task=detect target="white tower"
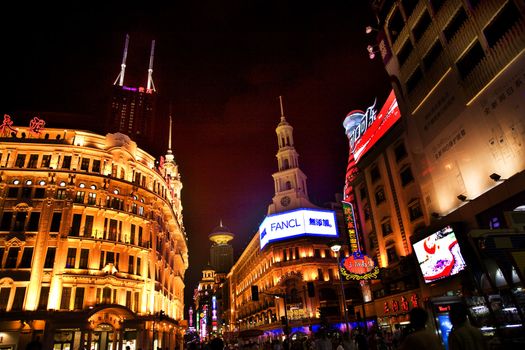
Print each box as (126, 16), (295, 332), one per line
(268, 96), (316, 215)
(163, 105), (183, 222)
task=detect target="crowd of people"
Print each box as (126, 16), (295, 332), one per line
(190, 306), (490, 350)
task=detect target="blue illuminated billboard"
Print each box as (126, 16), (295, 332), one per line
(259, 208), (338, 249)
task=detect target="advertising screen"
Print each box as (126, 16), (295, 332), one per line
(259, 208), (338, 249)
(343, 90), (401, 163)
(413, 225), (467, 284)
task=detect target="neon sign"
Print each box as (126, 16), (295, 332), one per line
(342, 201), (359, 253)
(339, 251), (379, 281)
(29, 117), (46, 136)
(343, 90), (401, 163)
(0, 114), (17, 136)
(259, 208), (338, 249)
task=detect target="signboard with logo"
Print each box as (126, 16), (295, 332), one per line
(259, 208), (338, 249)
(343, 90), (401, 163)
(342, 201), (359, 253)
(340, 251), (380, 280)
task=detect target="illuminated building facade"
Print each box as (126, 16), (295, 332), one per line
(228, 99), (359, 337)
(344, 0), (525, 344)
(194, 265), (216, 340)
(0, 121), (188, 350)
(192, 223), (235, 340)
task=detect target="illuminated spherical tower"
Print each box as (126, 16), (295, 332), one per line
(208, 220), (235, 273)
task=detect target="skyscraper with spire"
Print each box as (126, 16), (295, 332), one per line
(107, 34), (158, 153)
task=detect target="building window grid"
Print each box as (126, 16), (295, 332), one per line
(60, 287), (72, 310)
(66, 248), (77, 268)
(19, 247), (33, 268)
(12, 287), (26, 311)
(27, 154), (39, 168)
(74, 287), (84, 310)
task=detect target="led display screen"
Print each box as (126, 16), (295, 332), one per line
(259, 208), (338, 249)
(343, 89), (401, 163)
(412, 225), (467, 284)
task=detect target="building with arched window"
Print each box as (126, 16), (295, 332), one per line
(0, 122), (188, 350)
(227, 100), (356, 338)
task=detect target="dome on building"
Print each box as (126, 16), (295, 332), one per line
(208, 220), (235, 244)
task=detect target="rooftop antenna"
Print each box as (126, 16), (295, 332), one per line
(113, 34), (129, 86)
(167, 104), (173, 153)
(166, 103), (174, 161)
(279, 95), (286, 122)
(147, 40), (156, 91)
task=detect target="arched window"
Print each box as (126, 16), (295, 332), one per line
(285, 181), (292, 190)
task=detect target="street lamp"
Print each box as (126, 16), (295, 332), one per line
(330, 243), (351, 334)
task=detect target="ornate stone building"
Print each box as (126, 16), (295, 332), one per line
(0, 120), (188, 350)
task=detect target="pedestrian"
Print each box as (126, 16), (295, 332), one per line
(448, 303), (487, 350)
(354, 329), (367, 350)
(399, 307), (442, 350)
(314, 331), (332, 350)
(342, 333), (356, 350)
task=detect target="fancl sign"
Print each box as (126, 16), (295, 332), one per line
(259, 208), (338, 249)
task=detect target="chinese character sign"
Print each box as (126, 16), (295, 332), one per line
(0, 114), (17, 136)
(29, 117), (46, 136)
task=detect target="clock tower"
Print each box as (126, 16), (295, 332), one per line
(268, 96), (317, 215)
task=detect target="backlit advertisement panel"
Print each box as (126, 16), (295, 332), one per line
(259, 208), (338, 249)
(343, 90), (401, 163)
(412, 225), (467, 284)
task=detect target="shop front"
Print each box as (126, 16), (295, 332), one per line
(0, 306), (184, 350)
(373, 290), (422, 334)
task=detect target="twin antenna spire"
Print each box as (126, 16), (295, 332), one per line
(114, 34), (156, 92)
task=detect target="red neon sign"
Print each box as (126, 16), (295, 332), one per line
(344, 90), (401, 163)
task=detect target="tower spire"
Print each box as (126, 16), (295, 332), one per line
(114, 34), (130, 86)
(168, 103), (173, 151)
(279, 95), (286, 122)
(268, 97), (314, 214)
(147, 40), (156, 91)
(166, 103), (174, 162)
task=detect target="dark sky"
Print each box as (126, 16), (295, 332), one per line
(1, 1), (391, 311)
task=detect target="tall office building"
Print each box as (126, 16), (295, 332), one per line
(107, 35), (158, 154)
(341, 0), (525, 344)
(209, 221), (235, 274)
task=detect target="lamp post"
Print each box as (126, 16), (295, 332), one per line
(274, 294), (289, 337)
(257, 289), (289, 337)
(330, 243), (351, 334)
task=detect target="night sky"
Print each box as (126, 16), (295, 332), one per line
(1, 1), (391, 311)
